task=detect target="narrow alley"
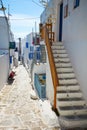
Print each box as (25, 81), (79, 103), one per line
(0, 64), (60, 130)
(0, 0), (87, 129)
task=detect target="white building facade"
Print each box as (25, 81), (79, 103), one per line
(0, 16), (14, 90)
(40, 0), (87, 101)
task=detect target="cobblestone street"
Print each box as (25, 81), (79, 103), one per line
(0, 65), (61, 130)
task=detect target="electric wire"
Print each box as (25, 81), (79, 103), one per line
(32, 0), (44, 8)
(10, 17), (40, 20)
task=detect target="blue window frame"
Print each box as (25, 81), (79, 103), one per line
(74, 0), (80, 8)
(26, 42), (28, 48)
(36, 52), (40, 60)
(29, 52), (34, 60)
(36, 46), (40, 51)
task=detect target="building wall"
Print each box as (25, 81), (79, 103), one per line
(62, 0), (87, 101)
(21, 38), (26, 55)
(40, 0), (62, 41)
(46, 53), (54, 105)
(40, 0), (87, 101)
(0, 54), (9, 90)
(0, 17), (12, 90)
(26, 33), (33, 46)
(45, 0), (87, 101)
(40, 0), (61, 104)
(22, 33), (35, 67)
(0, 17), (9, 49)
(32, 63), (46, 88)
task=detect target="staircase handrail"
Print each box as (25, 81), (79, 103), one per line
(44, 25), (59, 109)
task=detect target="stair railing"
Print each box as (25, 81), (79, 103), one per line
(40, 23), (59, 109)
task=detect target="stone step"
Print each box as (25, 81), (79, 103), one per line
(55, 62), (72, 68)
(57, 92), (82, 99)
(52, 45), (64, 50)
(53, 53), (68, 58)
(52, 42), (63, 46)
(58, 73), (76, 79)
(57, 85), (80, 92)
(59, 79), (78, 85)
(52, 42), (87, 128)
(54, 58), (70, 63)
(52, 49), (66, 54)
(58, 106), (87, 116)
(59, 116), (87, 128)
(57, 100), (86, 107)
(57, 67), (73, 73)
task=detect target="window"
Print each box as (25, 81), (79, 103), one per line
(30, 46), (34, 51)
(64, 4), (68, 18)
(74, 0), (80, 8)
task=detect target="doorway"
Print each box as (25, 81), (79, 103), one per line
(59, 2), (63, 42)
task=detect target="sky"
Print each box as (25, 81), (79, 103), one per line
(0, 0), (44, 41)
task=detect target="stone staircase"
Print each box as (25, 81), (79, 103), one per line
(51, 42), (87, 129)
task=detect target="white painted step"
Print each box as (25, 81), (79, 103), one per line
(52, 45), (64, 50)
(58, 73), (75, 79)
(58, 107), (87, 116)
(59, 79), (78, 85)
(54, 58), (70, 62)
(52, 49), (66, 54)
(55, 63), (72, 68)
(53, 53), (68, 58)
(52, 42), (63, 46)
(57, 68), (73, 73)
(57, 100), (86, 107)
(57, 92), (82, 99)
(57, 85), (80, 91)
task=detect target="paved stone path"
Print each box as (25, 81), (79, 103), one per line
(0, 65), (61, 130)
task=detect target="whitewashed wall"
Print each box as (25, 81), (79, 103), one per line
(40, 0), (62, 41)
(22, 33), (35, 67)
(0, 54), (9, 90)
(40, 0), (57, 24)
(21, 38), (26, 55)
(32, 63), (46, 87)
(46, 53), (54, 105)
(0, 17), (9, 49)
(23, 48), (29, 67)
(62, 0), (87, 101)
(40, 0), (87, 101)
(26, 33), (34, 46)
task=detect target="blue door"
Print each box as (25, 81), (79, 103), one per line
(59, 3), (63, 41)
